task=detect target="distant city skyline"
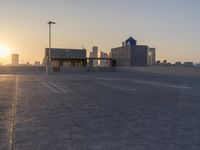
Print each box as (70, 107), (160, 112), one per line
(0, 0), (200, 64)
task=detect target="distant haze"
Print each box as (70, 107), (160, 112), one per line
(0, 0), (200, 64)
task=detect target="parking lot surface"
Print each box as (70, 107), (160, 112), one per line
(1, 72), (200, 150)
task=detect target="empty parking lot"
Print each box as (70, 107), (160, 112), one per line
(1, 71), (200, 150)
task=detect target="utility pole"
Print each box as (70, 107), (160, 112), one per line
(46, 21), (56, 76)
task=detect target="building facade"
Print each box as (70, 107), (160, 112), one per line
(148, 48), (156, 65)
(12, 54), (19, 66)
(90, 46), (98, 67)
(34, 61), (40, 66)
(45, 48), (87, 71)
(111, 37), (156, 66)
(100, 52), (109, 67)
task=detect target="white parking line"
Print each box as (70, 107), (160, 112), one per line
(41, 81), (75, 94)
(11, 75), (18, 149)
(48, 82), (67, 93)
(133, 80), (192, 90)
(95, 77), (192, 90)
(42, 82), (59, 93)
(95, 82), (137, 92)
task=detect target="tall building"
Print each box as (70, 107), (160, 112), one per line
(149, 48), (156, 65)
(90, 46), (98, 67)
(100, 52), (109, 67)
(92, 46), (98, 58)
(12, 54), (19, 66)
(111, 37), (156, 66)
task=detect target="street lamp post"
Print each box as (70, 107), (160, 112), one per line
(46, 21), (56, 76)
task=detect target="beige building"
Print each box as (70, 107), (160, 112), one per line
(100, 52), (109, 67)
(11, 54), (19, 66)
(90, 46), (98, 67)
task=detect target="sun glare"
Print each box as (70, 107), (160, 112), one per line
(0, 46), (10, 57)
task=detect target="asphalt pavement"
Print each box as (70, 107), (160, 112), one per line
(0, 72), (200, 150)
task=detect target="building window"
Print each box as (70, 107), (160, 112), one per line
(63, 61), (71, 67)
(51, 60), (59, 67)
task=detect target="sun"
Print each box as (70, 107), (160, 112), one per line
(0, 45), (10, 57)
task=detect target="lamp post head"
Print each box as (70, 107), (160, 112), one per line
(48, 21), (56, 24)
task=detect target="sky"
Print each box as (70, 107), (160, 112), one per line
(0, 0), (200, 64)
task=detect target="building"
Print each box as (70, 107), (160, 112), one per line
(111, 37), (156, 66)
(11, 54), (19, 66)
(90, 46), (98, 67)
(125, 37), (137, 46)
(100, 52), (109, 67)
(108, 52), (112, 58)
(183, 62), (194, 67)
(34, 61), (40, 66)
(42, 57), (46, 66)
(92, 46), (98, 58)
(149, 48), (156, 65)
(175, 61), (182, 66)
(45, 48), (87, 72)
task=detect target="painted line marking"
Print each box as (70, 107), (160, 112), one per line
(62, 86), (76, 94)
(95, 82), (137, 92)
(52, 82), (76, 94)
(132, 80), (192, 90)
(95, 77), (192, 90)
(48, 82), (67, 93)
(42, 81), (75, 94)
(11, 75), (18, 150)
(42, 82), (59, 93)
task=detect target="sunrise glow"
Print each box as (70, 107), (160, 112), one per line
(0, 45), (10, 58)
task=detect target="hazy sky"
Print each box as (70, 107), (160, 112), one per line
(0, 0), (200, 64)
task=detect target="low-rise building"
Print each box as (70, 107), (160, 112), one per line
(45, 48), (87, 72)
(175, 61), (182, 66)
(34, 61), (40, 66)
(183, 62), (194, 67)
